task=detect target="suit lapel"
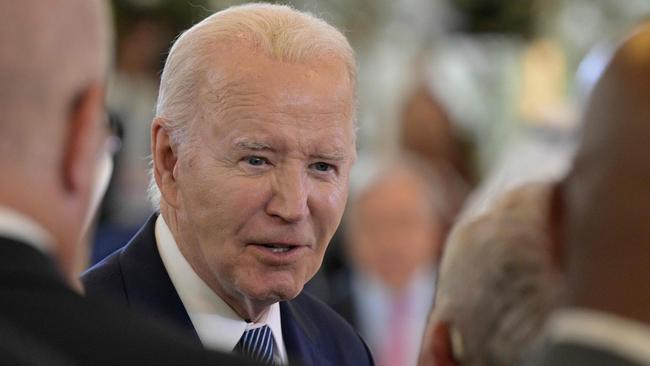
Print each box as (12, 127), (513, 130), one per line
(114, 215), (337, 363)
(117, 214), (200, 344)
(280, 300), (333, 366)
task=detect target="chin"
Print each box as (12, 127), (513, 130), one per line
(271, 284), (303, 301)
(247, 278), (304, 304)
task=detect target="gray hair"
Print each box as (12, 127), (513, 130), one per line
(148, 3), (357, 207)
(432, 181), (563, 366)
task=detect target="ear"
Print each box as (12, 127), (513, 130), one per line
(151, 118), (179, 207)
(432, 322), (461, 366)
(62, 84), (105, 197)
(547, 181), (565, 270)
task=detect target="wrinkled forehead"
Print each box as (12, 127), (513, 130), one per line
(197, 42), (355, 124)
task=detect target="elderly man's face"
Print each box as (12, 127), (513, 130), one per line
(171, 46), (355, 316)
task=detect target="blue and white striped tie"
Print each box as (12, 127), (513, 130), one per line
(234, 325), (277, 365)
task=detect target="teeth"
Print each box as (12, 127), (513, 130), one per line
(259, 243), (294, 253)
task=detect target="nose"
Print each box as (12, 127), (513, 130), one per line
(265, 165), (310, 223)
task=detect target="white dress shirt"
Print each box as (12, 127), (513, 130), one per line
(0, 206), (54, 254)
(155, 215), (288, 364)
(546, 308), (650, 365)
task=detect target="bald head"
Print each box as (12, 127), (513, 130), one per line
(0, 0), (111, 282)
(562, 22), (650, 322)
(0, 0), (110, 165)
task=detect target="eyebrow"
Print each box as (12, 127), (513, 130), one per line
(233, 140), (274, 152)
(312, 152), (348, 161)
(232, 138), (349, 161)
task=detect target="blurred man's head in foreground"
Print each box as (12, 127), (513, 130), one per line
(419, 182), (564, 366)
(0, 0), (111, 283)
(558, 21), (650, 323)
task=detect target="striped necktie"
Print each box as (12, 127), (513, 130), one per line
(234, 325), (277, 365)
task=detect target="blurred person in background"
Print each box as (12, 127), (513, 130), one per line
(83, 3), (373, 365)
(92, 3), (173, 263)
(104, 7), (170, 223)
(399, 80), (476, 198)
(418, 181), (563, 366)
(526, 21), (650, 366)
(398, 79), (474, 237)
(314, 79), (471, 310)
(0, 1), (253, 365)
(331, 154), (449, 366)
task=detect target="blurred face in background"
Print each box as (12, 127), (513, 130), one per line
(348, 169), (442, 290)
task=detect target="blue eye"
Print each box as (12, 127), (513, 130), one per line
(246, 156), (266, 166)
(312, 162), (332, 172)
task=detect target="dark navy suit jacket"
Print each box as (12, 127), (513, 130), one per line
(82, 214), (374, 366)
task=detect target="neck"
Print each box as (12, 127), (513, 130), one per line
(567, 241), (650, 325)
(563, 170), (650, 325)
(0, 167), (82, 289)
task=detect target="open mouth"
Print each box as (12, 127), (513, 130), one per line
(249, 242), (308, 264)
(260, 244), (295, 253)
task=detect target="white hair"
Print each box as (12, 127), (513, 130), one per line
(432, 181), (563, 366)
(148, 3), (356, 207)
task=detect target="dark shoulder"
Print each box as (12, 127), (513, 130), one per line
(1, 266), (252, 365)
(82, 213), (159, 302)
(289, 292), (374, 365)
(78, 295), (253, 366)
(527, 341), (645, 366)
(81, 248), (127, 304)
(0, 316), (73, 366)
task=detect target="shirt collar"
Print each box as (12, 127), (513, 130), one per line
(155, 215), (286, 362)
(546, 308), (650, 365)
(0, 206), (54, 254)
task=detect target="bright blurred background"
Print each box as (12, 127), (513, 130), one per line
(94, 1), (650, 365)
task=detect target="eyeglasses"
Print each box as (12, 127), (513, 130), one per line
(103, 111), (123, 157)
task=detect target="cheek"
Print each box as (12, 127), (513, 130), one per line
(308, 189), (346, 259)
(181, 178), (229, 227)
(183, 167), (263, 213)
(318, 184), (349, 226)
